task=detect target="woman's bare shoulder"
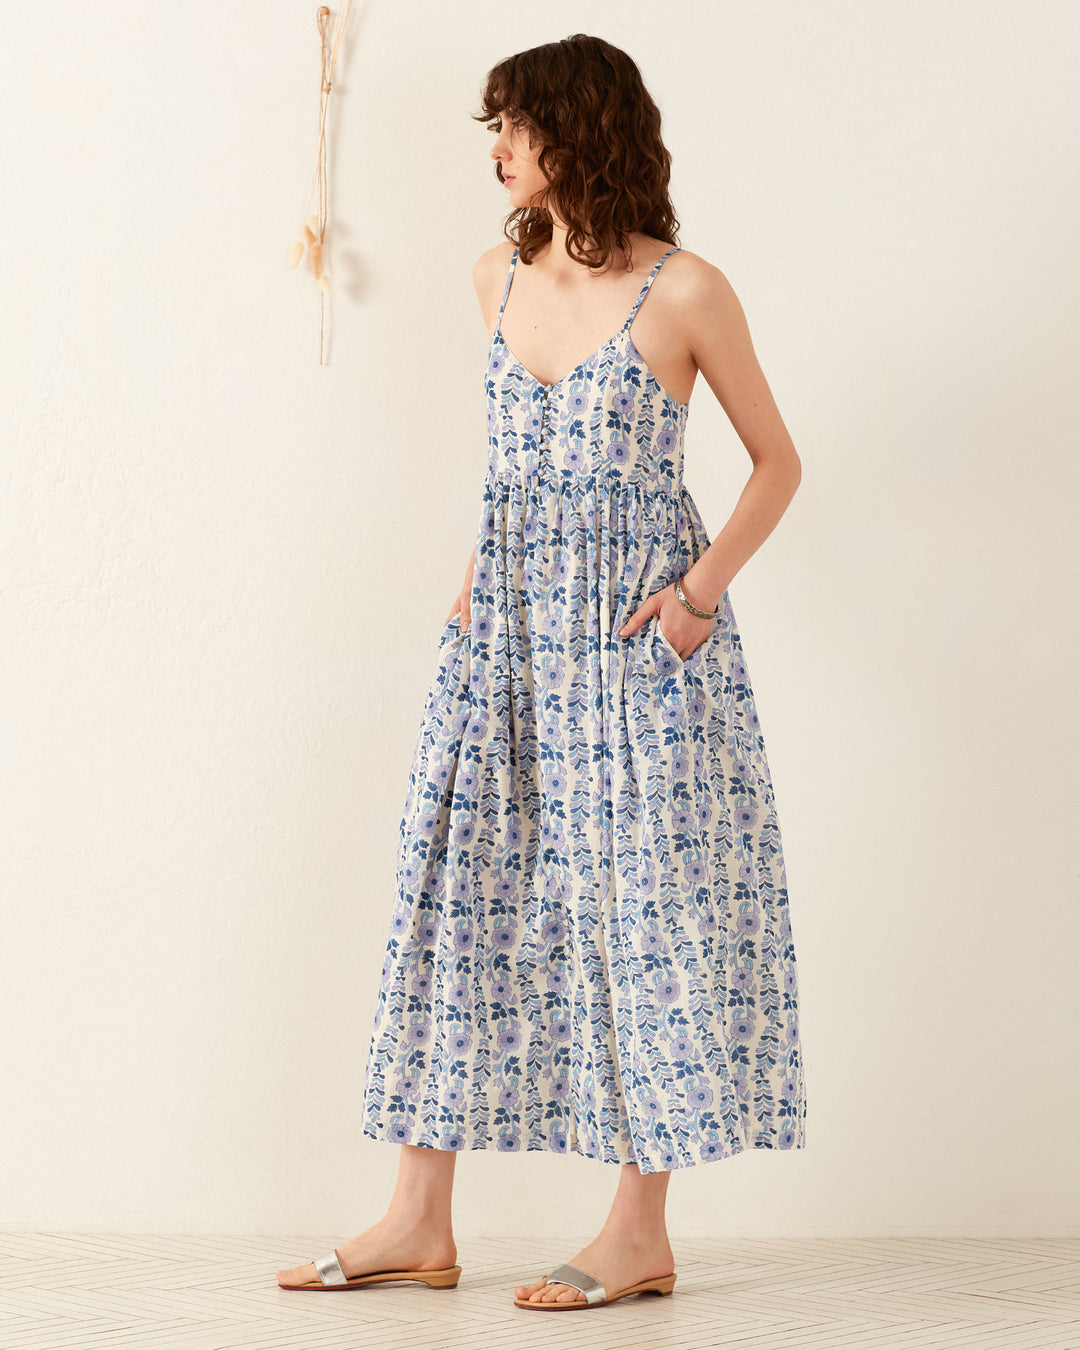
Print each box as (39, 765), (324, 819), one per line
(661, 246), (739, 306)
(472, 241), (517, 330)
(472, 240), (516, 291)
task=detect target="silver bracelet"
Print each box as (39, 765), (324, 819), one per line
(675, 575), (720, 619)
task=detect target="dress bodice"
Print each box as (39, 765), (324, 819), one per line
(484, 246), (689, 498)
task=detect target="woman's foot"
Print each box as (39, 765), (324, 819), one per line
(277, 1217), (457, 1289)
(514, 1227), (675, 1305)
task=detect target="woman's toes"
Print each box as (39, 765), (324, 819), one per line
(276, 1262), (314, 1287)
(516, 1275), (585, 1304)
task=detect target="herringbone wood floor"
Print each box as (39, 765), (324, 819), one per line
(1, 1232), (1078, 1349)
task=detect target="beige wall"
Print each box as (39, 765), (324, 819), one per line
(2, 0), (1077, 1236)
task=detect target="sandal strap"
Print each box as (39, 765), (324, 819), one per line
(313, 1249), (348, 1286)
(547, 1262), (607, 1305)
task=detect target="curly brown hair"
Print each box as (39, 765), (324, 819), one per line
(472, 34), (681, 274)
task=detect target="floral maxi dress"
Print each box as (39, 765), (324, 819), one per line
(360, 244), (808, 1174)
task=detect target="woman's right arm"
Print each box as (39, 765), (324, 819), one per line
(445, 544), (475, 631)
(446, 248), (508, 633)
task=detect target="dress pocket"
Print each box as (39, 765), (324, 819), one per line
(651, 613), (685, 672)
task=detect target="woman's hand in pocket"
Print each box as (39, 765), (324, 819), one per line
(618, 583), (714, 661)
(445, 546), (476, 632)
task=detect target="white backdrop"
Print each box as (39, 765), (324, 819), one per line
(2, 0), (1077, 1238)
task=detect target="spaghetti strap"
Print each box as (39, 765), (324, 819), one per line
(494, 247), (519, 338)
(621, 246), (681, 331)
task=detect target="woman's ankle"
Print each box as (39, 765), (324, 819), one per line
(374, 1210), (455, 1248)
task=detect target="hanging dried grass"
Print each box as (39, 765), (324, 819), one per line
(287, 2), (353, 365)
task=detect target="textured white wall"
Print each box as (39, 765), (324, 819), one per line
(2, 0), (1077, 1238)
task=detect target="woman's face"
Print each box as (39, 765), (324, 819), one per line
(489, 109), (548, 208)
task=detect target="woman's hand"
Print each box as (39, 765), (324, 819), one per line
(445, 546), (476, 632)
(617, 581), (715, 661)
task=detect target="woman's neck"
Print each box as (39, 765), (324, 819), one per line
(542, 220), (636, 275)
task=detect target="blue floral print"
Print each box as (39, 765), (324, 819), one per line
(360, 245), (807, 1173)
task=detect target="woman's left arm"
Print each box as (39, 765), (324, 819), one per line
(618, 257), (802, 655)
(679, 258), (802, 614)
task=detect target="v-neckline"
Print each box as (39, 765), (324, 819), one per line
(493, 329), (690, 412)
(493, 245), (685, 403)
(497, 328), (624, 396)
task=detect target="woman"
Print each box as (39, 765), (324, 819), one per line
(278, 33), (807, 1312)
